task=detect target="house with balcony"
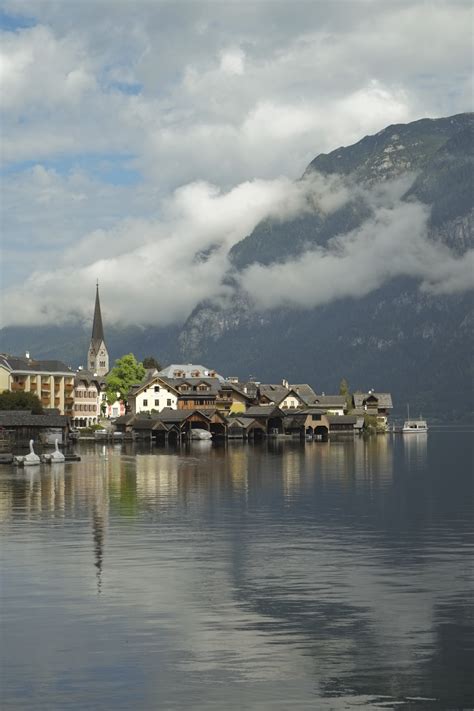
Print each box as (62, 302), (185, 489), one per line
(0, 353), (75, 417)
(162, 377), (221, 410)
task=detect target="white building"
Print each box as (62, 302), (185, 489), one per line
(128, 375), (179, 414)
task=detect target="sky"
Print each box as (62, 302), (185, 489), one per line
(1, 0), (473, 327)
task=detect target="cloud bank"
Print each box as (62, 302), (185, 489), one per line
(2, 173), (473, 329)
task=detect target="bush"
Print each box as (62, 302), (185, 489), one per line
(0, 390), (43, 414)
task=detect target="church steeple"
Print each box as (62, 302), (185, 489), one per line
(88, 282), (109, 376)
(91, 281), (105, 346)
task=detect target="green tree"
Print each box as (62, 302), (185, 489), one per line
(142, 356), (162, 371)
(0, 390), (43, 414)
(339, 378), (352, 412)
(105, 354), (145, 405)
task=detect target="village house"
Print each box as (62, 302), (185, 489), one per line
(127, 372), (179, 414)
(164, 377), (221, 410)
(0, 353), (75, 417)
(352, 391), (393, 429)
(257, 382), (307, 410)
(215, 381), (254, 413)
(72, 370), (104, 427)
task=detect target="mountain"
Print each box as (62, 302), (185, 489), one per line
(2, 113), (473, 420)
(178, 113), (474, 420)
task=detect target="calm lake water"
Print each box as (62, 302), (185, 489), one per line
(1, 432), (473, 710)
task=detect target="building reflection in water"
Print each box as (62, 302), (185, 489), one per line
(403, 432), (428, 470)
(92, 504), (105, 594)
(0, 437), (397, 523)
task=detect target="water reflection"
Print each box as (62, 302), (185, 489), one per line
(0, 434), (472, 710)
(403, 432), (428, 469)
(92, 505), (105, 593)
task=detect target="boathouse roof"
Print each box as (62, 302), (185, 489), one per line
(0, 411), (69, 427)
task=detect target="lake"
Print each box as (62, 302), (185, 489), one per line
(0, 432), (473, 710)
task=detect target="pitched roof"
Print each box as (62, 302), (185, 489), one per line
(128, 374), (180, 397)
(114, 414), (136, 426)
(220, 382), (254, 401)
(353, 392), (393, 409)
(74, 370), (105, 387)
(241, 405), (284, 418)
(0, 411), (69, 427)
(312, 395), (346, 408)
(258, 384), (290, 404)
(289, 384), (318, 404)
(0, 354), (73, 375)
(158, 364), (224, 380)
(226, 417), (263, 429)
(161, 377), (221, 396)
(327, 415), (357, 425)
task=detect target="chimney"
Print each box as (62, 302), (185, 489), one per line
(25, 351), (30, 360)
(282, 378), (289, 389)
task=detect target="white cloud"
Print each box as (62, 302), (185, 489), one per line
(0, 0), (472, 324)
(239, 180), (474, 311)
(0, 177), (298, 327)
(2, 172), (473, 330)
(219, 48), (245, 76)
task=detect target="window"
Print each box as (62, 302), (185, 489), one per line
(167, 399), (172, 406)
(155, 399), (159, 406)
(154, 385), (160, 392)
(143, 399), (148, 406)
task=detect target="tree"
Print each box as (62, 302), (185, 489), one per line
(0, 390), (43, 414)
(105, 354), (145, 405)
(339, 378), (352, 412)
(142, 356), (162, 371)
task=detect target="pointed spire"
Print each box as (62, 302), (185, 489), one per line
(91, 281), (105, 344)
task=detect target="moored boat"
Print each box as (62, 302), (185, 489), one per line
(402, 419), (428, 433)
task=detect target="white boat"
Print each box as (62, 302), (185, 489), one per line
(190, 428), (212, 440)
(402, 419), (428, 433)
(401, 405), (428, 433)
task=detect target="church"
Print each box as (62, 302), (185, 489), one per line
(87, 283), (109, 377)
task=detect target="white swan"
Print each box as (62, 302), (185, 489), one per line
(23, 439), (40, 466)
(50, 438), (65, 463)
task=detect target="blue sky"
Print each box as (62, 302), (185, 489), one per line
(1, 0), (472, 326)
